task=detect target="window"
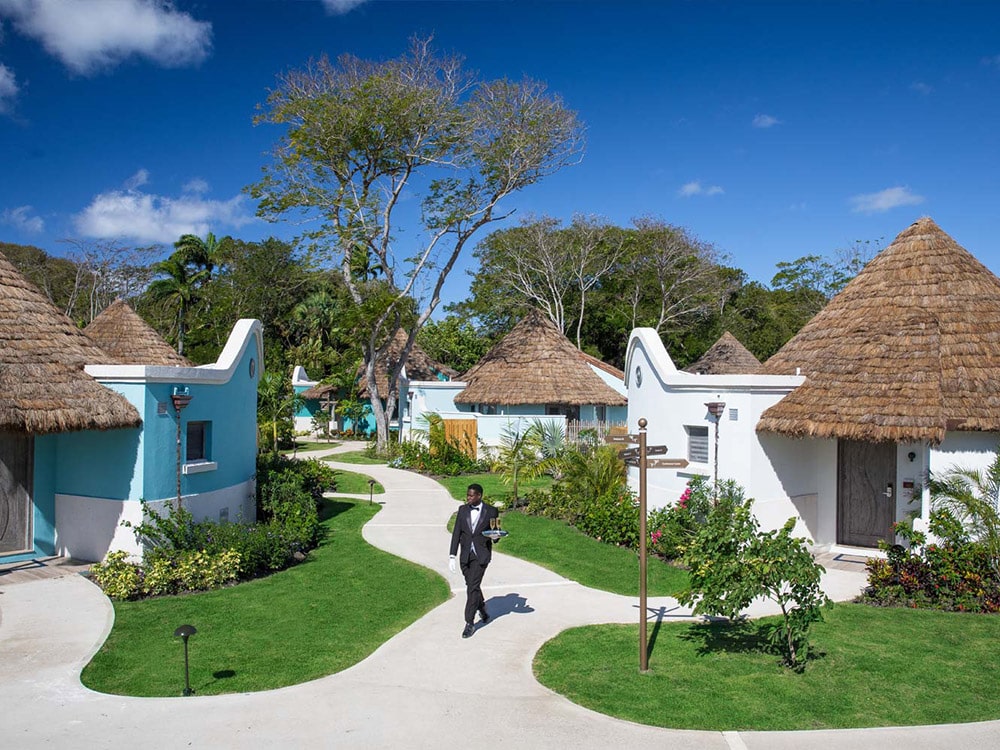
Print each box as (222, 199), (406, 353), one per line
(686, 425), (709, 463)
(186, 421), (209, 461)
(595, 405), (607, 422)
(545, 404), (580, 421)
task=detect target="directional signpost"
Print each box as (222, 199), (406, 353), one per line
(605, 418), (688, 673)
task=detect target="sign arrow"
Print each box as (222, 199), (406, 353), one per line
(619, 447), (640, 460)
(605, 434), (639, 444)
(646, 458), (690, 469)
(646, 445), (668, 456)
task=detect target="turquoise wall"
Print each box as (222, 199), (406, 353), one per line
(131, 347), (259, 502)
(293, 386), (321, 419)
(51, 344), (260, 505)
(55, 384), (145, 500)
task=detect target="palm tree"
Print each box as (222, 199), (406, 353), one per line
(257, 370), (305, 454)
(174, 232), (226, 280)
(290, 290), (342, 350)
(146, 255), (208, 355)
(929, 448), (1000, 572)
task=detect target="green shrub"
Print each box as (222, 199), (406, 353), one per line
(386, 437), (484, 476)
(679, 480), (831, 670)
(574, 485), (639, 548)
(96, 456), (330, 600)
(861, 510), (1000, 613)
(141, 555), (179, 597)
(648, 476), (713, 560)
(90, 551), (141, 600)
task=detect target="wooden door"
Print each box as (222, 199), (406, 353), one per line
(443, 419), (478, 459)
(837, 440), (895, 547)
(0, 432), (34, 555)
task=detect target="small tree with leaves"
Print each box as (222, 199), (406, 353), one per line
(679, 480), (831, 670)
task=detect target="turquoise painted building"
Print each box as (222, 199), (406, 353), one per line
(293, 329), (456, 439)
(0, 253), (263, 564)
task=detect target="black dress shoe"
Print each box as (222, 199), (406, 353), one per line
(479, 609), (491, 624)
(462, 623), (476, 638)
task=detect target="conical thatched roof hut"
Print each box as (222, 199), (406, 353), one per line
(684, 331), (762, 374)
(0, 252), (142, 433)
(84, 299), (192, 366)
(360, 328), (456, 396)
(757, 217), (1000, 444)
(455, 309), (626, 407)
(301, 329), (456, 400)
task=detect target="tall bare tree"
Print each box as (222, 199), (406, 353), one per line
(250, 36), (583, 450)
(470, 214), (625, 348)
(624, 217), (724, 335)
(58, 239), (159, 322)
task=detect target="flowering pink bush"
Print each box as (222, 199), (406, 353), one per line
(645, 477), (712, 560)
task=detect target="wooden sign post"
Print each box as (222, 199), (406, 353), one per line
(607, 418), (688, 673)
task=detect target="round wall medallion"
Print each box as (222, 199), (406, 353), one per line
(635, 365), (642, 387)
(249, 358), (256, 378)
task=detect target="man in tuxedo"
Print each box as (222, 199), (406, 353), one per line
(448, 483), (499, 638)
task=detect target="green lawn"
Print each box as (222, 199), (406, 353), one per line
(280, 440), (340, 454)
(497, 511), (687, 596)
(327, 450), (388, 465)
(81, 499), (448, 697)
(439, 473), (684, 596)
(534, 603), (1000, 730)
(437, 472), (553, 503)
(333, 469), (384, 495)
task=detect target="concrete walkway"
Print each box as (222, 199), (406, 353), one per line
(1, 443), (996, 749)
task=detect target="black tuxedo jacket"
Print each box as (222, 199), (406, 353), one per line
(450, 501), (499, 565)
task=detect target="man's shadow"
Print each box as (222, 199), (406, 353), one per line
(483, 592), (534, 622)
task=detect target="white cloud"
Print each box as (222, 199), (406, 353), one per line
(752, 113), (780, 128)
(981, 54), (1000, 68)
(849, 186), (925, 214)
(321, 0), (368, 15)
(124, 168), (149, 191)
(678, 181), (724, 198)
(0, 0), (212, 75)
(74, 180), (254, 244)
(1, 204), (44, 232)
(910, 81), (933, 95)
(0, 62), (18, 113)
(182, 177), (210, 195)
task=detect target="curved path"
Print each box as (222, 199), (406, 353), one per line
(0, 443), (994, 749)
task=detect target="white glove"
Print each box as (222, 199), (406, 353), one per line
(448, 556), (457, 574)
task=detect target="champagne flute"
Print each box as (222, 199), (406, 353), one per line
(490, 517), (497, 531)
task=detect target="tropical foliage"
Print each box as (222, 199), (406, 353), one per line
(678, 480), (831, 669)
(862, 449), (1000, 613)
(91, 456), (336, 600)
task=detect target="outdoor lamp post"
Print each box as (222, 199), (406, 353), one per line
(173, 624), (197, 696)
(705, 402), (726, 501)
(368, 478), (376, 505)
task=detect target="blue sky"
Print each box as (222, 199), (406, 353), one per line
(2, 0), (999, 310)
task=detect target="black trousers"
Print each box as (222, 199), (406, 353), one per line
(460, 555), (488, 624)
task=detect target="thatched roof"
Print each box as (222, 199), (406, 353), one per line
(684, 331), (763, 374)
(357, 329), (457, 396)
(300, 329), (456, 400)
(758, 217), (1000, 444)
(84, 300), (192, 366)
(455, 309), (627, 406)
(299, 382), (336, 400)
(0, 252), (142, 433)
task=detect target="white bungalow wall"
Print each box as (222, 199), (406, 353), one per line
(625, 327), (1000, 548)
(624, 329), (830, 540)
